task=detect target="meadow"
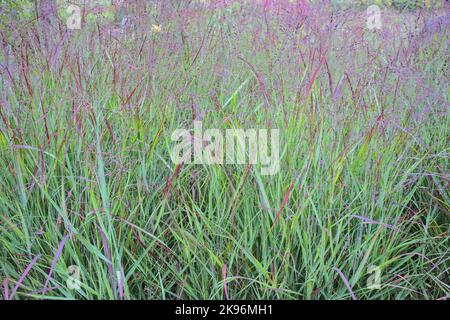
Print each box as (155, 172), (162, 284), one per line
(0, 0), (448, 300)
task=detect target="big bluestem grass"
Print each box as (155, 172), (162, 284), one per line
(0, 0), (448, 299)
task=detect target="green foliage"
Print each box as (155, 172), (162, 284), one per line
(0, 2), (448, 300)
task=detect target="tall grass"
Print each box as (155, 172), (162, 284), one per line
(0, 0), (448, 300)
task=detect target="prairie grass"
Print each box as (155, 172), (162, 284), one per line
(0, 0), (448, 300)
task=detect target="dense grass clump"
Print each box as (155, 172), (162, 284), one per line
(0, 0), (448, 299)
